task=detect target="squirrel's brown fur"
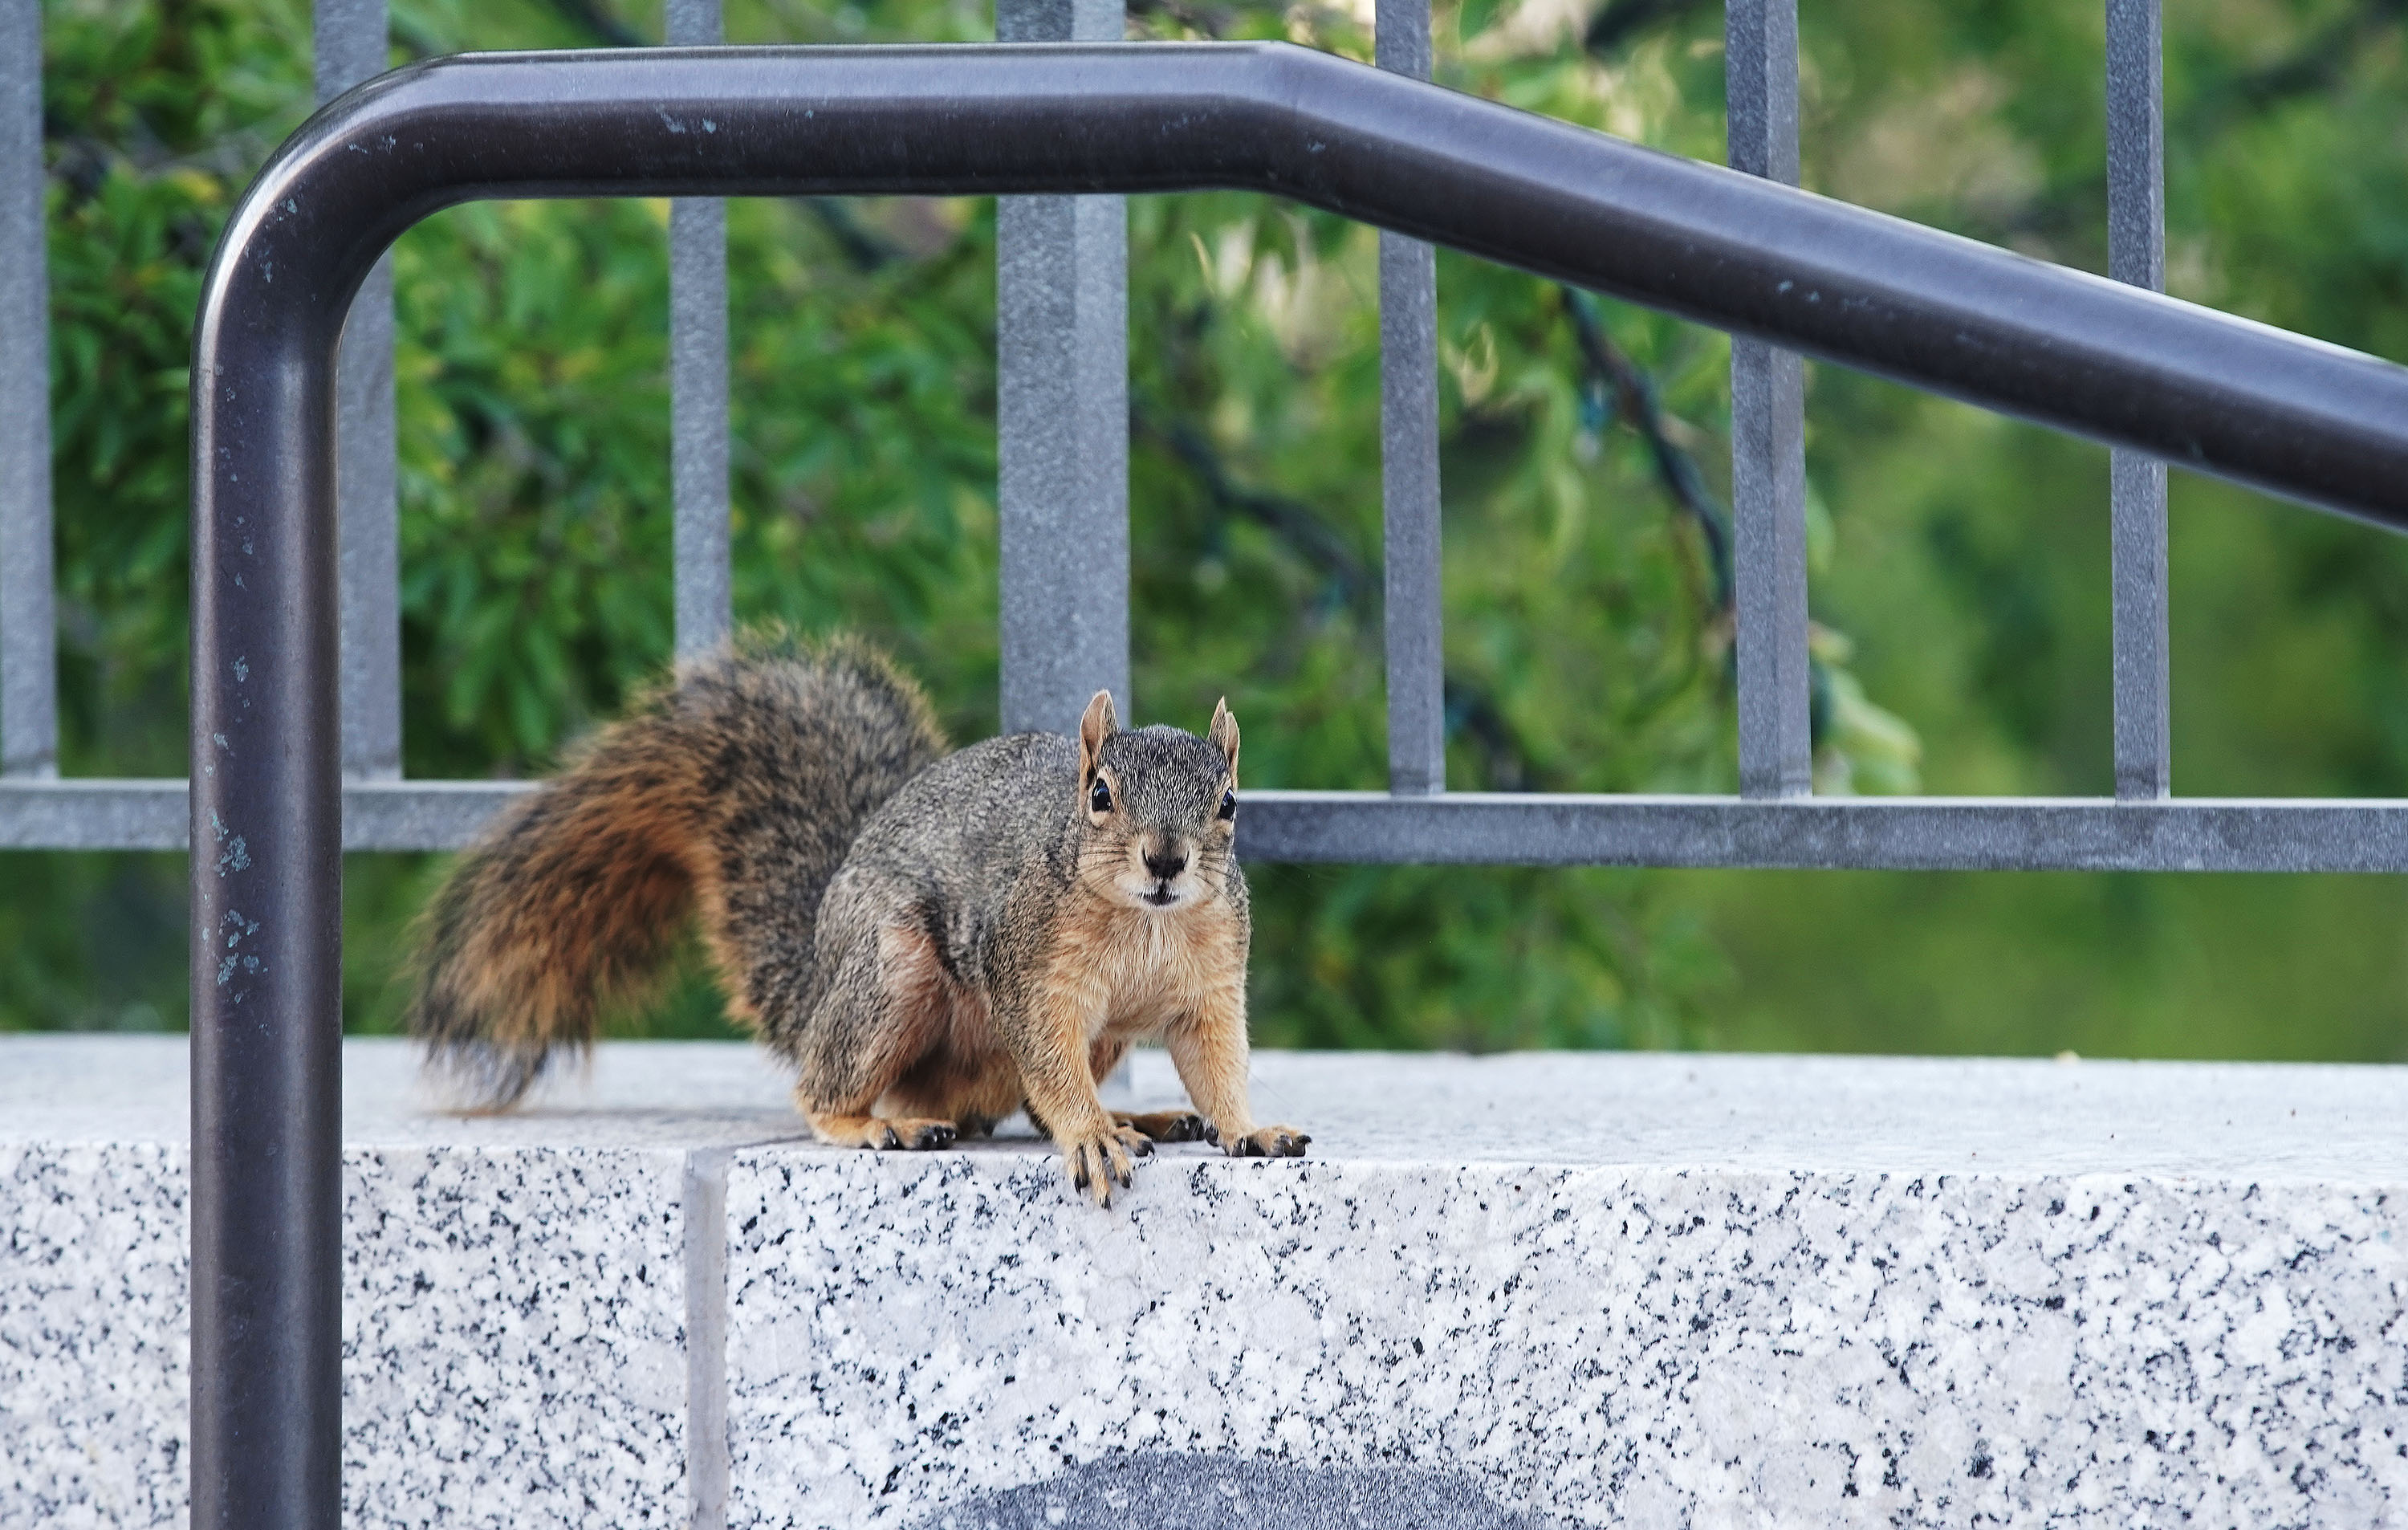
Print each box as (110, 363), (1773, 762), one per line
(409, 629), (1306, 1203)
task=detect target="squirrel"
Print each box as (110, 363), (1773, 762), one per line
(407, 628), (1308, 1204)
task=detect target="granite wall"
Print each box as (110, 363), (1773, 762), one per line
(5, 1039), (2404, 1528)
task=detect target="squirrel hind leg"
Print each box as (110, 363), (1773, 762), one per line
(802, 1107), (958, 1151)
(1113, 1109), (1210, 1144)
(844, 1062), (1020, 1150)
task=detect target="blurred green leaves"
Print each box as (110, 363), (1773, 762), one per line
(8, 0), (2408, 1062)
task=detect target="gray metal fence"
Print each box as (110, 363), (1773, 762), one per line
(6, 0), (2408, 872)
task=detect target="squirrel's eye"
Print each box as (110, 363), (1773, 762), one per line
(1089, 778), (1112, 814)
(1218, 789), (1237, 821)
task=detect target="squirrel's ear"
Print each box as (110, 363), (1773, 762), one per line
(1079, 690), (1119, 779)
(1207, 698), (1239, 779)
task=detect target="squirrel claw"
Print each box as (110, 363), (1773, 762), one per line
(1068, 1148), (1121, 1206)
(1062, 1123), (1153, 1206)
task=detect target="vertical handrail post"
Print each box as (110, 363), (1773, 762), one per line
(319, 0), (401, 779)
(1379, 0), (1444, 796)
(0, 0), (55, 780)
(2107, 0), (2169, 800)
(669, 0), (733, 660)
(1727, 0), (1812, 798)
(995, 0), (1130, 734)
(189, 157), (345, 1530)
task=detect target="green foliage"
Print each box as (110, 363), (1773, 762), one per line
(8, 0), (2408, 1064)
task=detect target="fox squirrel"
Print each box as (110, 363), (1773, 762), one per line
(408, 629), (1308, 1204)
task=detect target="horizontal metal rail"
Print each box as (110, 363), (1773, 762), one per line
(6, 778), (2408, 873)
(1241, 792), (2408, 873)
(173, 39), (2408, 1530)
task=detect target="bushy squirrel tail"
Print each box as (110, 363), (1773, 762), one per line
(407, 629), (946, 1110)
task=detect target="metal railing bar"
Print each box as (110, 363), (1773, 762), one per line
(195, 46), (2408, 525)
(2108, 0), (2170, 800)
(1377, 0), (1444, 796)
(0, 779), (189, 851)
(995, 6), (1132, 734)
(318, 0), (403, 782)
(1727, 0), (1812, 800)
(0, 0), (55, 781)
(1239, 791), (2408, 873)
(174, 49), (2408, 1522)
(0, 779), (523, 852)
(26, 775), (2408, 871)
(669, 0), (733, 661)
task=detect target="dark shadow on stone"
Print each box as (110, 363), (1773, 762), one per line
(910, 1453), (1577, 1530)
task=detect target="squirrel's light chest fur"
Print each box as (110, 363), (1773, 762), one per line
(409, 630), (1305, 1204)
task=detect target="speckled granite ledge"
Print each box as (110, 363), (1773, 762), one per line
(5, 1039), (2406, 1528)
(1, 1037), (806, 1530)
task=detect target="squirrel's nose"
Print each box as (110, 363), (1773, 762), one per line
(1144, 846), (1187, 881)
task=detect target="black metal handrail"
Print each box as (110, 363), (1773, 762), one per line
(189, 40), (2408, 1528)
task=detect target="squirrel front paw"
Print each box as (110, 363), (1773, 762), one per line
(1060, 1121), (1156, 1207)
(1204, 1124), (1312, 1158)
